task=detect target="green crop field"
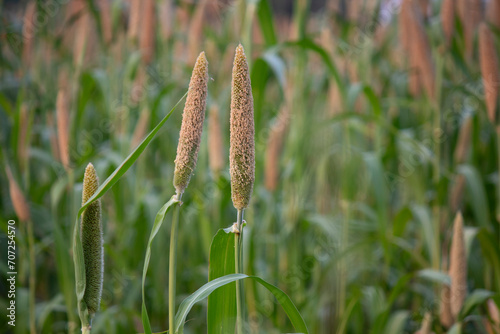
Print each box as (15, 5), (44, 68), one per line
(1, 0), (499, 333)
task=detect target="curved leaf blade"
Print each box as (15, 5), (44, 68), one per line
(142, 197), (180, 334)
(175, 274), (309, 334)
(77, 91), (187, 216)
(459, 289), (495, 320)
(72, 92), (187, 330)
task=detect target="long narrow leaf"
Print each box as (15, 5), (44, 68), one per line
(142, 197), (180, 334)
(77, 91), (187, 216)
(459, 289), (495, 320)
(256, 0), (277, 46)
(175, 274), (309, 334)
(72, 92), (187, 329)
(283, 38), (344, 98)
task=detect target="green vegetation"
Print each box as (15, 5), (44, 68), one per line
(1, 0), (500, 333)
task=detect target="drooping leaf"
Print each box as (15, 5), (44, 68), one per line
(477, 229), (500, 291)
(459, 289), (495, 320)
(175, 274), (309, 334)
(458, 165), (491, 228)
(383, 310), (409, 334)
(417, 269), (451, 286)
(141, 197), (180, 334)
(72, 92), (187, 329)
(77, 91), (187, 216)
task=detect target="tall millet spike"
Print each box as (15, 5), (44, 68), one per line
(479, 23), (499, 125)
(22, 1), (36, 68)
(128, 0), (141, 42)
(230, 44), (255, 210)
(487, 0), (500, 29)
(449, 212), (467, 320)
(173, 52), (209, 195)
(6, 166), (31, 222)
(73, 0), (90, 66)
(409, 3), (435, 99)
(98, 0), (112, 44)
(440, 283), (454, 328)
(459, 0), (483, 58)
(441, 0), (454, 45)
(139, 0), (155, 64)
(81, 163), (103, 318)
(188, 0), (208, 64)
(399, 0), (411, 53)
(208, 104), (225, 176)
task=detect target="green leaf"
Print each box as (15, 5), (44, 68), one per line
(459, 289), (495, 320)
(346, 83), (363, 109)
(72, 91), (187, 329)
(175, 274), (309, 334)
(383, 310), (409, 334)
(0, 91), (13, 117)
(417, 269), (451, 286)
(447, 322), (462, 334)
(208, 228), (237, 334)
(73, 215), (89, 327)
(256, 0), (277, 46)
(411, 206), (436, 264)
(458, 165), (491, 228)
(477, 229), (500, 292)
(284, 38), (344, 99)
(362, 85), (382, 118)
(77, 91), (187, 217)
(261, 50), (286, 90)
(393, 207), (412, 237)
(142, 197), (180, 334)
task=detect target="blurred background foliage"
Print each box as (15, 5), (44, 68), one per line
(0, 0), (500, 333)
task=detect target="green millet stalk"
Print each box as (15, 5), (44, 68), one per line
(441, 0), (455, 45)
(173, 52), (209, 195)
(81, 163), (103, 318)
(230, 44), (255, 210)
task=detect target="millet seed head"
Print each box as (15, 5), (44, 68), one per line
(479, 23), (500, 125)
(81, 163), (103, 317)
(173, 52), (209, 195)
(230, 44), (255, 210)
(6, 166), (30, 222)
(449, 211), (467, 319)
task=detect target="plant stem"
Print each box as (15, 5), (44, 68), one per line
(432, 53), (444, 271)
(338, 200), (349, 321)
(27, 218), (36, 334)
(169, 193), (182, 334)
(235, 209), (244, 334)
(432, 99), (441, 271)
(496, 127), (500, 243)
(82, 326), (91, 334)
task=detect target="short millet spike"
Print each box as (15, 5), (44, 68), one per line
(81, 163), (103, 317)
